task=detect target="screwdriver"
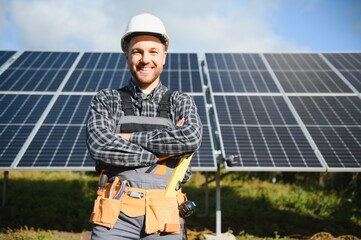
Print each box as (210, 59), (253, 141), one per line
(97, 170), (108, 196)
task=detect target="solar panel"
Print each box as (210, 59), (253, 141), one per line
(0, 94), (52, 168)
(16, 95), (93, 168)
(63, 52), (203, 93)
(63, 52), (129, 92)
(323, 53), (361, 92)
(0, 51), (216, 171)
(206, 53), (279, 93)
(212, 95), (323, 171)
(2, 51), (359, 172)
(191, 96), (217, 171)
(264, 53), (353, 93)
(0, 51), (16, 67)
(290, 96), (361, 170)
(153, 53), (203, 93)
(0, 51), (79, 91)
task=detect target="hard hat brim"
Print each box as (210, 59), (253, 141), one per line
(121, 31), (169, 52)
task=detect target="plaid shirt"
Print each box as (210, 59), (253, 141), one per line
(86, 80), (202, 178)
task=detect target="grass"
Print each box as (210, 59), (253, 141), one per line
(0, 171), (360, 239)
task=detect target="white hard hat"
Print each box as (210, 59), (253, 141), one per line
(121, 13), (169, 52)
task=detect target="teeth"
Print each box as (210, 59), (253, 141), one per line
(140, 67), (152, 71)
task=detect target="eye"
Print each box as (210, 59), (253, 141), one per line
(150, 49), (159, 55)
(131, 49), (142, 55)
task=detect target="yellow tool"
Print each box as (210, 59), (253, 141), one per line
(164, 154), (193, 197)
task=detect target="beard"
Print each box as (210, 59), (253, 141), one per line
(129, 64), (163, 90)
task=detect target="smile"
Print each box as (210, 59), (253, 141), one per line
(139, 67), (153, 71)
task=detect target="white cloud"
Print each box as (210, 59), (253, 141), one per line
(3, 0), (307, 53)
(9, 0), (121, 51)
(164, 0), (307, 52)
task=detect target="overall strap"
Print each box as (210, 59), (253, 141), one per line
(118, 88), (173, 118)
(117, 88), (135, 116)
(158, 90), (172, 118)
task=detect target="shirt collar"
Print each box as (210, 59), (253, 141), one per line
(127, 79), (168, 101)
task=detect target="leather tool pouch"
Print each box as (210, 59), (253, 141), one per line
(145, 196), (180, 234)
(89, 195), (121, 228)
(145, 191), (187, 234)
(89, 182), (122, 229)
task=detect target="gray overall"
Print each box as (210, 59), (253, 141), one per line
(91, 89), (184, 240)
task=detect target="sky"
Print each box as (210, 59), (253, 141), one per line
(0, 0), (360, 54)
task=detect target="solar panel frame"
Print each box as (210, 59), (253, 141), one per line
(0, 51), (16, 67)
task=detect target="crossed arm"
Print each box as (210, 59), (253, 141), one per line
(86, 89), (202, 167)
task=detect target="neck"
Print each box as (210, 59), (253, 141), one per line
(132, 78), (160, 91)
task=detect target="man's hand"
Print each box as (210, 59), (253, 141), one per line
(117, 133), (131, 141)
(176, 118), (185, 126)
(157, 118), (185, 161)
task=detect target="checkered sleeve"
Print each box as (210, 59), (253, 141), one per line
(130, 92), (203, 156)
(86, 89), (158, 167)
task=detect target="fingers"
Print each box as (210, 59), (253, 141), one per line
(157, 155), (170, 161)
(176, 118), (185, 126)
(117, 133), (131, 141)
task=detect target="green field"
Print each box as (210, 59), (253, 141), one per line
(0, 171), (360, 239)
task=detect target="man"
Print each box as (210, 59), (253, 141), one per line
(87, 13), (203, 239)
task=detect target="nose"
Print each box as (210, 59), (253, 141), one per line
(141, 52), (151, 64)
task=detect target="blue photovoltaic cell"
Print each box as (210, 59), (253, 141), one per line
(64, 52), (130, 92)
(191, 96), (216, 170)
(307, 126), (361, 169)
(44, 95), (93, 124)
(0, 125), (33, 167)
(0, 51), (78, 91)
(206, 53), (279, 93)
(17, 95), (93, 168)
(214, 96), (298, 125)
(0, 51), (16, 67)
(289, 96), (361, 126)
(158, 53), (203, 93)
(0, 94), (53, 124)
(18, 125), (92, 168)
(290, 96), (361, 169)
(264, 53), (352, 93)
(220, 126), (322, 168)
(323, 53), (361, 92)
(0, 94), (52, 168)
(213, 95), (322, 169)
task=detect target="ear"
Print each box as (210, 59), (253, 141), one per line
(163, 51), (167, 65)
(124, 51), (130, 64)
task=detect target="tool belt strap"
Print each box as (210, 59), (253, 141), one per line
(120, 187), (186, 218)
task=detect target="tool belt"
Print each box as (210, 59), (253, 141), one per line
(89, 178), (187, 234)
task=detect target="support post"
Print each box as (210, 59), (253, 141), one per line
(197, 172), (209, 217)
(2, 171), (9, 207)
(215, 164), (221, 236)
